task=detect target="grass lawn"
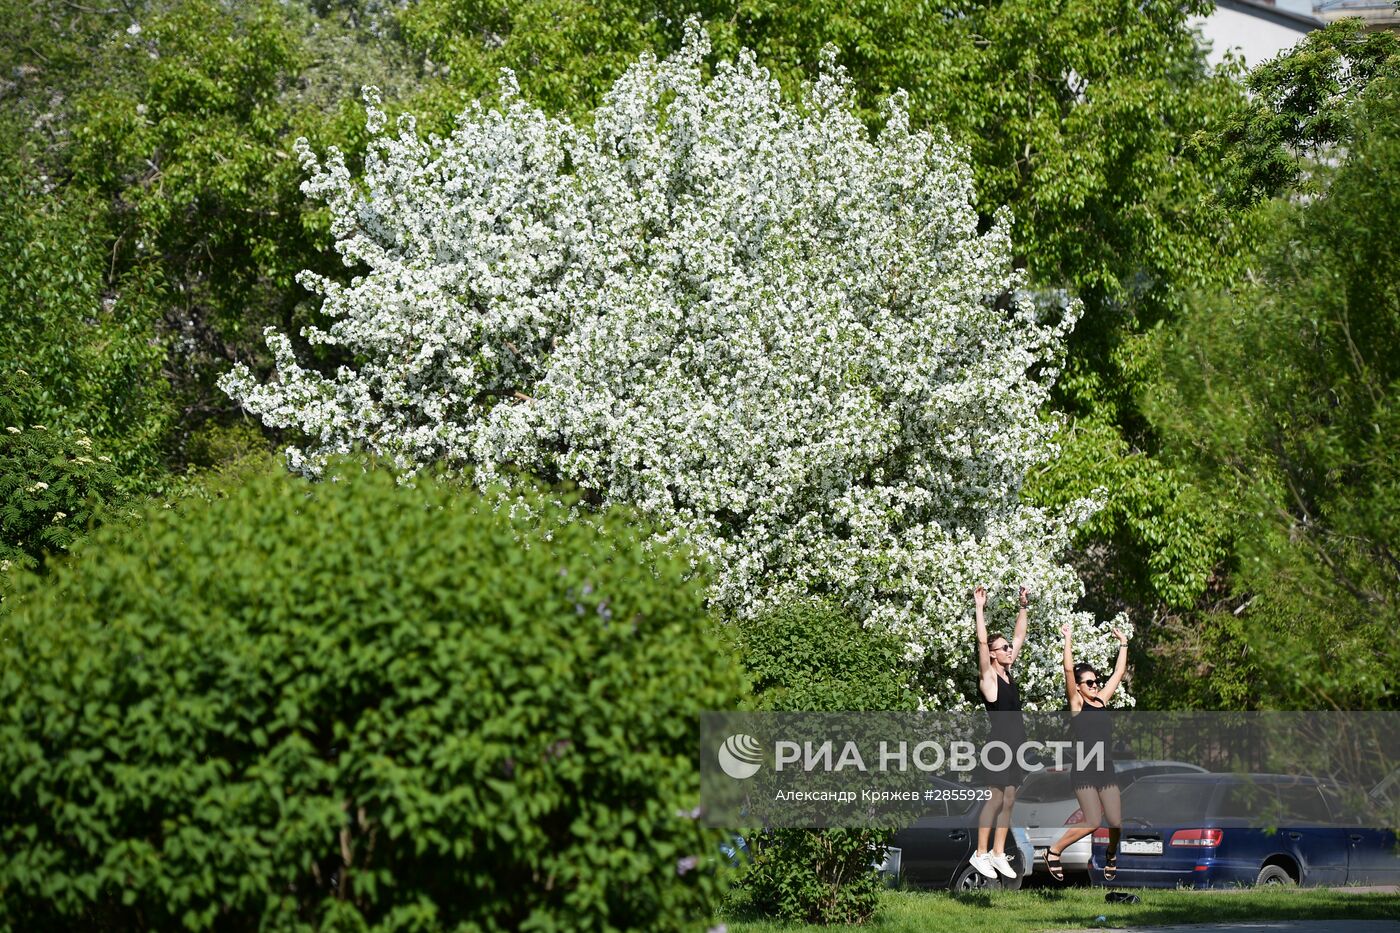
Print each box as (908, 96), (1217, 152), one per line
(721, 885), (1400, 932)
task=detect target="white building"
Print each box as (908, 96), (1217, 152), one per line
(1193, 0), (1323, 71)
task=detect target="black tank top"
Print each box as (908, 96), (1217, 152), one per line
(1072, 700), (1113, 751)
(984, 670), (1022, 713)
(984, 670), (1027, 745)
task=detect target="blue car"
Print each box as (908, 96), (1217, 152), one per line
(1087, 773), (1400, 888)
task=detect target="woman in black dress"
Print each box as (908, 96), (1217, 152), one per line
(970, 585), (1030, 881)
(1045, 622), (1129, 882)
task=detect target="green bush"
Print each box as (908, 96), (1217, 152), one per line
(729, 600), (915, 925)
(0, 373), (125, 593)
(0, 463), (744, 931)
(733, 599), (919, 714)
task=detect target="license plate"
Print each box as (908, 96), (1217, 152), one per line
(1119, 838), (1162, 856)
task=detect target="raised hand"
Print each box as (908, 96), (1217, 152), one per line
(1061, 622), (1073, 640)
(1018, 586), (1029, 608)
(974, 586), (987, 610)
(1112, 628), (1129, 646)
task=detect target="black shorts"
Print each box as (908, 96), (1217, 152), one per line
(977, 760), (1029, 790)
(1072, 769), (1120, 792)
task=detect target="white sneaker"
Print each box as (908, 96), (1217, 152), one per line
(969, 850), (997, 878)
(989, 852), (1016, 879)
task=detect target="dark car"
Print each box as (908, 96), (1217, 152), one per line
(1015, 758), (1208, 876)
(1087, 773), (1400, 888)
(890, 776), (1033, 891)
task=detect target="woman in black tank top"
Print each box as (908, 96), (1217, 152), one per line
(969, 585), (1030, 882)
(1044, 622), (1130, 882)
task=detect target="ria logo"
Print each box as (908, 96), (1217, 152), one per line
(717, 733), (763, 779)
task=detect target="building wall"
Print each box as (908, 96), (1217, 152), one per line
(1191, 3), (1318, 70)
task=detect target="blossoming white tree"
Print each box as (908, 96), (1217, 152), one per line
(220, 24), (1128, 708)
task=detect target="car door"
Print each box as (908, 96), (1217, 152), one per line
(1342, 826), (1400, 886)
(1319, 784), (1400, 886)
(1275, 783), (1348, 886)
(893, 797), (972, 888)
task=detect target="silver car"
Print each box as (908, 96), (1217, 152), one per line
(1013, 759), (1208, 876)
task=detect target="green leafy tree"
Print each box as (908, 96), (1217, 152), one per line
(1214, 19), (1400, 207)
(1, 0), (428, 476)
(1147, 42), (1400, 710)
(0, 130), (172, 482)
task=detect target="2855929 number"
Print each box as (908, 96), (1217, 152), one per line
(933, 788), (992, 801)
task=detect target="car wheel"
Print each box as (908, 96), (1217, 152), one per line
(1255, 864), (1296, 886)
(951, 861), (999, 892)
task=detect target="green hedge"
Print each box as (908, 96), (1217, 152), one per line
(0, 463), (743, 931)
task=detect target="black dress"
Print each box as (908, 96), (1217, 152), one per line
(979, 670), (1029, 788)
(1070, 700), (1119, 791)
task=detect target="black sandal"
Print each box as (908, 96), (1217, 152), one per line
(1103, 849), (1118, 882)
(1046, 847), (1065, 881)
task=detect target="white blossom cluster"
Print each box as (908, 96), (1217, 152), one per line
(220, 24), (1130, 709)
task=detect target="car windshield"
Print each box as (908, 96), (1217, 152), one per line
(1120, 780), (1215, 823)
(1018, 769), (1074, 802)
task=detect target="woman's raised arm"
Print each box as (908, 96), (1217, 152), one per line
(1060, 622), (1080, 709)
(1100, 629), (1130, 702)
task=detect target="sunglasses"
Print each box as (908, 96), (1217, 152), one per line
(992, 644), (1013, 652)
(1078, 678), (1101, 689)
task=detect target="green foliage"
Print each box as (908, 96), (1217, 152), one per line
(2, 0), (429, 476)
(1147, 63), (1400, 710)
(1215, 20), (1400, 207)
(1131, 606), (1264, 711)
(0, 373), (124, 592)
(0, 463), (745, 930)
(1025, 415), (1232, 613)
(728, 828), (887, 926)
(733, 599), (918, 713)
(728, 600), (913, 924)
(0, 134), (171, 482)
(400, 0), (665, 118)
(60, 1), (337, 434)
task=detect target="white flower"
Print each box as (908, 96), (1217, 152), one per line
(127, 23), (142, 36)
(222, 23), (1123, 708)
(26, 482), (49, 493)
(5, 427), (18, 434)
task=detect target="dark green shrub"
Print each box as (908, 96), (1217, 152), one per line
(727, 828), (888, 926)
(0, 372), (124, 593)
(729, 600), (916, 925)
(733, 599), (918, 714)
(0, 463), (743, 931)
